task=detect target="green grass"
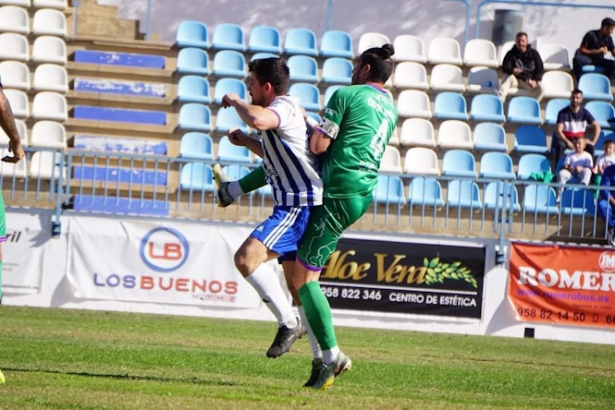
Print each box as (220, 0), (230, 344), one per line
(0, 307), (614, 409)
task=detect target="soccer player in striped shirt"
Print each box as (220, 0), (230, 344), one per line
(216, 58), (322, 359)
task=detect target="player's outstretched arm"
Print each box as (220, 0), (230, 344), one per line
(0, 88), (24, 163)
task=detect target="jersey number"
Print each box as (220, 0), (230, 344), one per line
(370, 120), (389, 161)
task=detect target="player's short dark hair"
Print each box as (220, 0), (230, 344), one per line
(571, 89), (583, 96)
(358, 44), (395, 83)
(604, 139), (615, 148)
(602, 18), (615, 29)
(516, 32), (528, 39)
(248, 57), (290, 95)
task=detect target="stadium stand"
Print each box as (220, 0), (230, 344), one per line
(175, 20), (209, 48)
(284, 28), (318, 56)
(211, 23), (245, 51)
(430, 64), (465, 92)
(32, 36), (66, 63)
(428, 37), (462, 65)
(248, 25), (281, 54)
(34, 64), (68, 93)
(472, 122), (507, 152)
(433, 92), (468, 120)
(287, 55), (319, 83)
(176, 48), (209, 75)
(213, 78), (246, 105)
(393, 62), (428, 90)
(442, 150), (477, 178)
(397, 90), (431, 118)
(438, 120), (473, 149)
(400, 118), (435, 147)
(177, 75), (210, 104)
(0, 60), (29, 90)
(469, 94), (505, 122)
(321, 58), (353, 84)
(404, 147), (440, 176)
(392, 35), (426, 63)
(73, 106), (163, 125)
(0, 6), (29, 34)
(446, 180), (482, 209)
(0, 32), (28, 61)
(320, 30), (353, 58)
(408, 177), (444, 207)
(463, 39), (498, 68)
(357, 32), (389, 54)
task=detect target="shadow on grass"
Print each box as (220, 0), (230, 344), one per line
(2, 367), (236, 386)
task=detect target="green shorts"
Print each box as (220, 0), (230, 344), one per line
(297, 192), (372, 269)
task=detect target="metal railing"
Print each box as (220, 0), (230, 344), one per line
(3, 147), (611, 248)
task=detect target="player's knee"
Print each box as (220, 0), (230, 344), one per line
(234, 250), (251, 277)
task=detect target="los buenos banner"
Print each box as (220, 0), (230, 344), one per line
(508, 242), (615, 328)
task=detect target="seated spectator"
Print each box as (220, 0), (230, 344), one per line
(593, 140), (615, 198)
(572, 17), (615, 81)
(550, 89), (601, 168)
(556, 138), (593, 203)
(598, 163), (615, 246)
(498, 32), (544, 102)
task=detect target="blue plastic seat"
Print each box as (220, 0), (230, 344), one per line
(507, 96), (542, 124)
(407, 177), (443, 207)
(177, 75), (210, 104)
(374, 175), (405, 205)
(222, 164), (251, 180)
(469, 94), (505, 122)
(473, 122), (507, 151)
(289, 83), (321, 111)
(179, 132), (213, 160)
(211, 23), (245, 51)
(176, 48), (209, 76)
(176, 21), (208, 48)
(585, 101), (615, 129)
(594, 131), (615, 157)
(287, 55), (319, 83)
(479, 152), (515, 179)
(212, 50), (246, 77)
(322, 58), (353, 85)
(560, 188), (596, 216)
(216, 135), (251, 163)
(447, 180), (482, 209)
(581, 65), (607, 74)
(178, 103), (212, 132)
(517, 154), (551, 179)
(284, 28), (318, 56)
(250, 52), (279, 61)
(320, 30), (353, 58)
(306, 111), (321, 124)
(442, 149), (476, 178)
(578, 73), (613, 101)
(180, 163), (215, 191)
(514, 126), (548, 154)
(324, 85), (344, 106)
(484, 182), (521, 212)
(213, 78), (247, 105)
(523, 184), (559, 214)
(215, 108), (249, 134)
(433, 92), (467, 120)
(544, 98), (569, 125)
(248, 26), (281, 54)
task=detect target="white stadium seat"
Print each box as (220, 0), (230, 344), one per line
(29, 150), (65, 180)
(396, 90), (431, 118)
(0, 6), (29, 34)
(430, 64), (466, 92)
(380, 145), (403, 173)
(438, 120), (473, 150)
(539, 44), (571, 70)
(32, 91), (67, 121)
(404, 147), (440, 175)
(0, 33), (28, 61)
(33, 0), (67, 9)
(392, 35), (427, 63)
(400, 118), (436, 147)
(393, 62), (428, 90)
(428, 37), (462, 65)
(0, 60), (30, 90)
(463, 39), (498, 68)
(467, 66), (498, 94)
(33, 64), (68, 93)
(31, 120), (66, 149)
(3, 89), (28, 118)
(0, 146), (27, 177)
(0, 0), (30, 6)
(32, 36), (67, 64)
(357, 32), (390, 54)
(541, 71), (574, 99)
(32, 9), (67, 37)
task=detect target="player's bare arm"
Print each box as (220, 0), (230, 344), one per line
(0, 88), (24, 163)
(227, 128), (264, 157)
(309, 129), (332, 155)
(222, 92), (279, 131)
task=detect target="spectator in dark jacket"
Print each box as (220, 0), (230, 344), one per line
(497, 32), (544, 102)
(572, 17), (615, 81)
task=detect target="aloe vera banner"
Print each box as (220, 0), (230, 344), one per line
(318, 237), (486, 319)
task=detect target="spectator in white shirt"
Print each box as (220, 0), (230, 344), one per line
(557, 138), (593, 202)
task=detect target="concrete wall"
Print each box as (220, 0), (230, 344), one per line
(98, 0), (615, 55)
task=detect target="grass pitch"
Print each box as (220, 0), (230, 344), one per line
(0, 306), (614, 409)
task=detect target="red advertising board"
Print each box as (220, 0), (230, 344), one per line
(508, 242), (615, 328)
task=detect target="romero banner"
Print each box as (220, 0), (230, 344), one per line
(319, 237), (486, 319)
(508, 242), (615, 328)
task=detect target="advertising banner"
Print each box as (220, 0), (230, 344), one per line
(508, 242), (615, 328)
(319, 237), (486, 319)
(1, 211), (50, 294)
(66, 217), (262, 308)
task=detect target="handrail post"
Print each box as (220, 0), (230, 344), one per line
(72, 0), (80, 37)
(145, 0), (153, 41)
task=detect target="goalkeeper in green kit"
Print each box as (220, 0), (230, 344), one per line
(216, 44), (398, 389)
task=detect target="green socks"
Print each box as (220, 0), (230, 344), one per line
(238, 166), (267, 194)
(298, 281), (338, 350)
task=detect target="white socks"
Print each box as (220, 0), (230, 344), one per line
(322, 347), (340, 365)
(228, 181), (243, 199)
(246, 264), (297, 328)
(299, 306), (322, 359)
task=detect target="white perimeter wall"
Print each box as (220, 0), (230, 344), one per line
(100, 0), (615, 57)
(3, 211), (614, 346)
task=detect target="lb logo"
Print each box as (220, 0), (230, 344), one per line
(139, 227), (189, 273)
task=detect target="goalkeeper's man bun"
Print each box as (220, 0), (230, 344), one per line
(381, 43), (395, 59)
(360, 44), (395, 83)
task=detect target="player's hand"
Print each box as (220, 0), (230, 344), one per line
(221, 93), (241, 109)
(600, 46), (609, 54)
(2, 140), (24, 163)
(513, 68), (522, 75)
(575, 166), (585, 173)
(227, 128), (247, 146)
